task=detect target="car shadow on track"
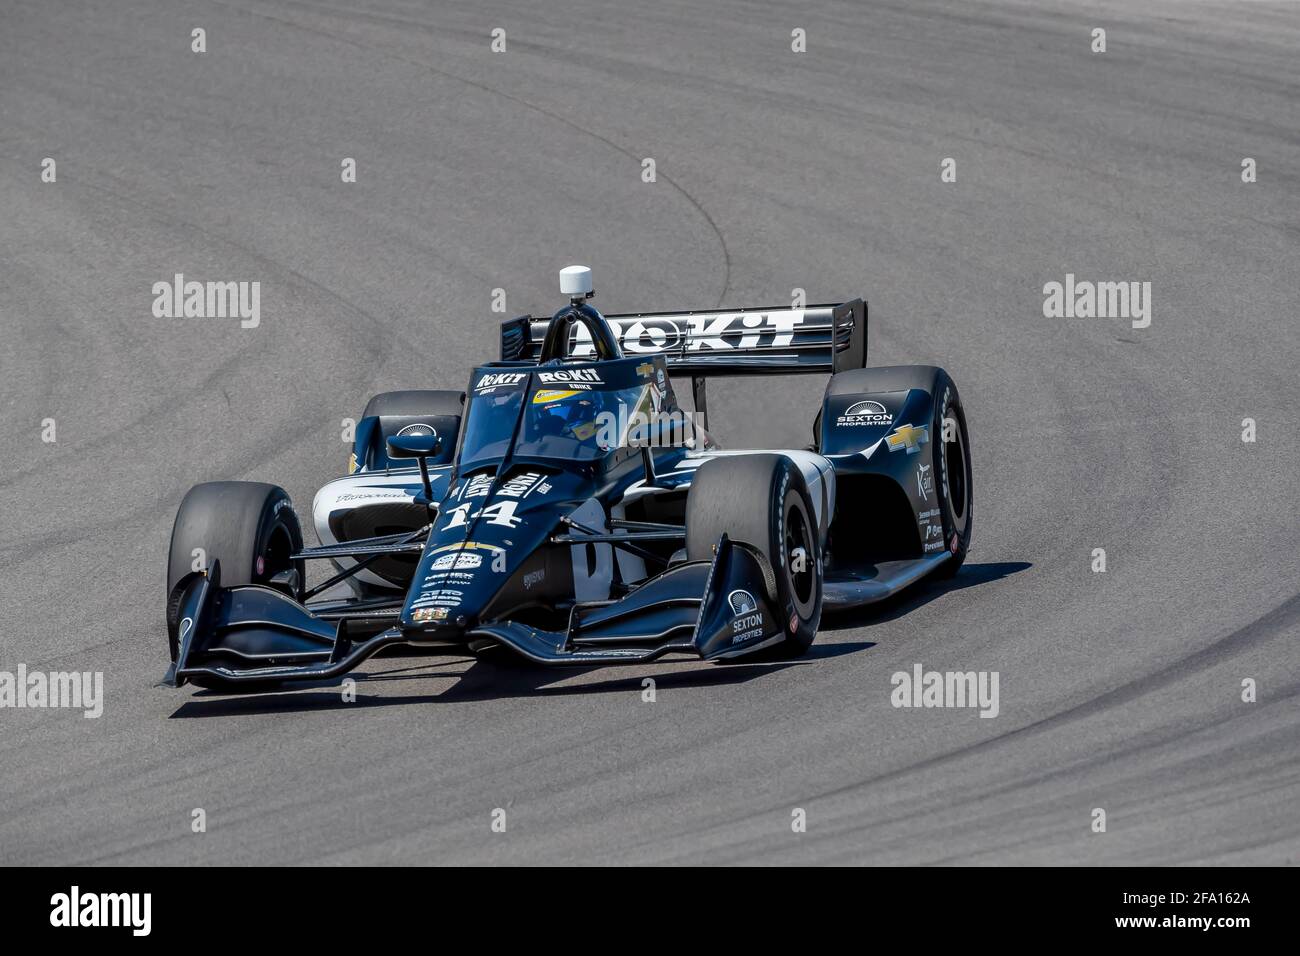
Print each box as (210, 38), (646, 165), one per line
(820, 560), (1032, 631)
(166, 640), (876, 718)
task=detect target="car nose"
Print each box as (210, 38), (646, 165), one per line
(402, 608), (477, 637)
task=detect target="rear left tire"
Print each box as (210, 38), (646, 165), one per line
(686, 454), (822, 655)
(931, 373), (972, 577)
(358, 388), (465, 470)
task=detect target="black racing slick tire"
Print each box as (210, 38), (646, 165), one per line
(931, 371), (973, 577)
(359, 389), (465, 470)
(686, 454), (822, 655)
(166, 482), (305, 691)
(166, 481), (305, 602)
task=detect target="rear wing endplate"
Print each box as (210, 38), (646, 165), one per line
(500, 299), (866, 376)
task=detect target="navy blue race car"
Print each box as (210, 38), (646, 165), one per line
(164, 266), (971, 689)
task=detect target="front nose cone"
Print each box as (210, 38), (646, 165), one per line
(403, 607), (478, 640)
(407, 606), (453, 627)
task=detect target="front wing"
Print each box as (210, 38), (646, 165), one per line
(164, 535), (787, 687)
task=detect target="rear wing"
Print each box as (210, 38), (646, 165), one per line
(500, 300), (867, 376)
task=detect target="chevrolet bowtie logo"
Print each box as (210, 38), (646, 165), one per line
(885, 423), (929, 454)
(636, 362), (655, 377)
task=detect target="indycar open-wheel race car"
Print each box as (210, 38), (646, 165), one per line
(164, 266), (972, 689)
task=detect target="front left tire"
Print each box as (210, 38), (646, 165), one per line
(166, 481), (305, 691)
(685, 454), (823, 655)
(166, 481), (305, 603)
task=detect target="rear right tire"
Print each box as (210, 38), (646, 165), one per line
(931, 372), (972, 576)
(361, 388), (465, 420)
(358, 389), (465, 470)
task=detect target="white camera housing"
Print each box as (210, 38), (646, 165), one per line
(559, 265), (593, 297)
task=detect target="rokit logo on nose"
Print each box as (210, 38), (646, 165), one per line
(474, 369), (603, 393)
(537, 368), (602, 387)
(50, 886), (151, 936)
(474, 372), (527, 393)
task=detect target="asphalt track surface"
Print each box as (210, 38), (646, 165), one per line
(2, 0), (1298, 865)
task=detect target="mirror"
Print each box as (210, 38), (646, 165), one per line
(386, 433), (441, 459)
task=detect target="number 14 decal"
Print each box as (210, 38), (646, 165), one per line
(441, 500), (523, 530)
